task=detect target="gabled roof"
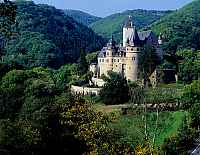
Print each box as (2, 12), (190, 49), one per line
(138, 30), (152, 41)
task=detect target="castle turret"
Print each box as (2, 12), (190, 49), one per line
(125, 45), (141, 81)
(123, 16), (141, 47)
(158, 33), (163, 45)
(123, 16), (134, 47)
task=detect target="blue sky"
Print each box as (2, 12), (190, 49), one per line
(34, 0), (193, 17)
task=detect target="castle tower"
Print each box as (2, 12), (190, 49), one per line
(125, 46), (141, 81)
(123, 15), (134, 47)
(106, 35), (115, 74)
(124, 19), (142, 81)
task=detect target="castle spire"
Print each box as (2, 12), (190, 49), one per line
(107, 34), (116, 47)
(124, 15), (133, 28)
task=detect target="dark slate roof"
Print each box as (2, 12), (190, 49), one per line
(138, 30), (152, 41)
(124, 16), (133, 28)
(129, 27), (141, 46)
(107, 35), (116, 47)
(90, 62), (97, 65)
(98, 48), (106, 58)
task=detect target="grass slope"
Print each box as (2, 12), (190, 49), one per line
(111, 111), (186, 147)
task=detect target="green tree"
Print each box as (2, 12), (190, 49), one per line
(139, 45), (160, 87)
(0, 69), (33, 119)
(78, 49), (88, 76)
(177, 49), (200, 84)
(100, 71), (129, 105)
(59, 95), (128, 155)
(181, 80), (200, 128)
(4, 31), (64, 68)
(0, 0), (16, 38)
(181, 80), (200, 109)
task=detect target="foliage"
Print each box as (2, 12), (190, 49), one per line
(86, 51), (98, 64)
(2, 1), (105, 68)
(161, 117), (196, 154)
(91, 9), (171, 42)
(100, 71), (129, 105)
(0, 69), (33, 119)
(181, 80), (200, 109)
(64, 9), (101, 26)
(4, 31), (64, 68)
(144, 87), (181, 105)
(0, 0), (17, 38)
(181, 80), (200, 128)
(135, 140), (158, 155)
(60, 96), (127, 154)
(152, 0), (200, 52)
(176, 49), (200, 84)
(78, 49), (88, 76)
(139, 45), (160, 87)
(55, 64), (78, 88)
(0, 66), (131, 154)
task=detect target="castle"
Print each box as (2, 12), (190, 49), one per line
(90, 16), (163, 84)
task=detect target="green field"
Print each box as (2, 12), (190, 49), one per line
(110, 111), (186, 147)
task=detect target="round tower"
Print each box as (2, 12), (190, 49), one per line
(106, 35), (115, 75)
(125, 46), (141, 81)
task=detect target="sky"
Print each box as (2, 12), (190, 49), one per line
(34, 0), (194, 17)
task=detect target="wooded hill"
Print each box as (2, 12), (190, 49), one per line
(2, 1), (106, 69)
(64, 9), (101, 26)
(90, 10), (172, 42)
(151, 0), (200, 52)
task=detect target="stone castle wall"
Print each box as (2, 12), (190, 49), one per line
(97, 47), (141, 81)
(71, 85), (101, 96)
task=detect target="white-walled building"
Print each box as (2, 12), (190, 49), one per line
(90, 16), (163, 84)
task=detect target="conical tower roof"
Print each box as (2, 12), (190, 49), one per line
(124, 15), (133, 28)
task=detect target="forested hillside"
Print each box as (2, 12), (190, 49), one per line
(2, 1), (105, 69)
(90, 10), (172, 42)
(64, 9), (101, 26)
(151, 0), (200, 52)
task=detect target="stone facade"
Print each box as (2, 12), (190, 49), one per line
(71, 85), (101, 96)
(90, 16), (163, 83)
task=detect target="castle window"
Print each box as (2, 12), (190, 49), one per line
(132, 57), (135, 61)
(114, 59), (116, 62)
(102, 59), (104, 62)
(118, 59), (119, 62)
(131, 48), (134, 51)
(137, 48), (139, 51)
(99, 59), (101, 62)
(112, 59), (113, 62)
(107, 52), (109, 56)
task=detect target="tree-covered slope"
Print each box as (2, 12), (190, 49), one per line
(64, 9), (101, 26)
(3, 1), (105, 68)
(90, 10), (172, 42)
(151, 0), (200, 52)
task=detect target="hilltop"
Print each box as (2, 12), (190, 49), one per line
(151, 0), (200, 51)
(90, 9), (172, 42)
(64, 9), (101, 26)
